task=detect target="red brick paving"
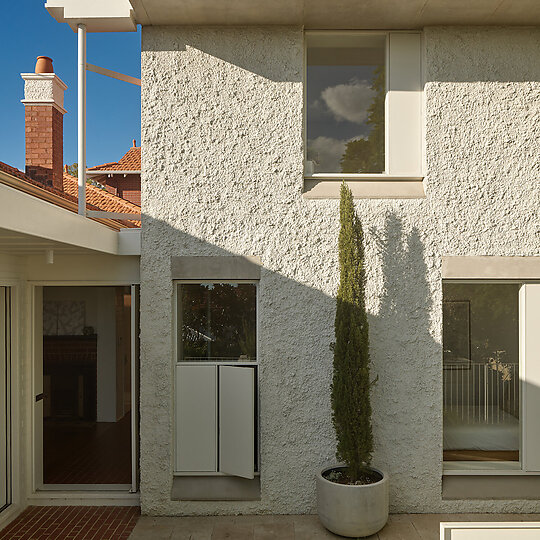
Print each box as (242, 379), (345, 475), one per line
(0, 506), (139, 540)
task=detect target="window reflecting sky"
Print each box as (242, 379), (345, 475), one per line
(306, 36), (385, 174)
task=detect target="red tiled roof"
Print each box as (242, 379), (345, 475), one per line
(89, 145), (141, 172)
(0, 161), (140, 229)
(63, 173), (141, 227)
(0, 161), (68, 197)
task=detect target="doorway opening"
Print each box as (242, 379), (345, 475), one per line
(38, 286), (138, 489)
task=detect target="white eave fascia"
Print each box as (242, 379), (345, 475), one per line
(45, 0), (137, 32)
(86, 170), (141, 175)
(118, 228), (141, 255)
(0, 182), (132, 256)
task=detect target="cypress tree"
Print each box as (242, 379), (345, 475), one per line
(331, 182), (373, 482)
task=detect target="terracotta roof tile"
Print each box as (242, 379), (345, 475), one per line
(0, 161), (72, 200)
(0, 161), (140, 228)
(89, 145), (141, 172)
(63, 173), (141, 227)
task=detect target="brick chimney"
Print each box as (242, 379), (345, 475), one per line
(21, 57), (67, 192)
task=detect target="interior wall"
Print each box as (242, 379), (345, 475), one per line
(443, 283), (520, 364)
(25, 254), (140, 283)
(43, 287), (117, 422)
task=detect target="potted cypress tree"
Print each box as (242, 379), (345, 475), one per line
(316, 182), (389, 538)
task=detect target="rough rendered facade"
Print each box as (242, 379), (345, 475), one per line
(140, 25), (540, 515)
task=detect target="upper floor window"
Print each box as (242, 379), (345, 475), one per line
(305, 32), (422, 179)
(306, 34), (385, 174)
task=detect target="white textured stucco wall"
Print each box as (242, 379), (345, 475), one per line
(140, 26), (540, 515)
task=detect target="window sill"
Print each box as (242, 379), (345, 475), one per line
(303, 175), (425, 199)
(443, 461), (524, 475)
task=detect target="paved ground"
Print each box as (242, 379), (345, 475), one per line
(0, 506), (140, 540)
(128, 513), (540, 540)
(3, 509), (540, 539)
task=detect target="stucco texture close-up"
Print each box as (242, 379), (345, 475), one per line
(140, 25), (540, 516)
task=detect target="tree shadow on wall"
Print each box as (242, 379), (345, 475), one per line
(139, 209), (441, 513)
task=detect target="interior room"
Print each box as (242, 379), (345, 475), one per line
(443, 282), (520, 463)
(41, 286), (132, 486)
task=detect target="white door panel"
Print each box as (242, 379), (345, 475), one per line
(219, 366), (255, 479)
(175, 365), (217, 472)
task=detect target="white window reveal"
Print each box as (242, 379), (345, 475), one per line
(305, 32), (422, 180)
(174, 282), (258, 479)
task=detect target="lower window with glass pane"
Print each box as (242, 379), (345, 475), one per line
(174, 281), (258, 481)
(177, 282), (256, 363)
(443, 282), (520, 466)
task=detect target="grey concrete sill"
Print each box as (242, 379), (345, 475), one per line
(303, 177), (426, 199)
(171, 475), (261, 501)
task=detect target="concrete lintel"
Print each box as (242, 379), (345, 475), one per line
(442, 256), (540, 280)
(171, 256), (262, 280)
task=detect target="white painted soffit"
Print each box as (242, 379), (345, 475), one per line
(0, 183), (140, 256)
(101, 0), (540, 28)
(45, 0), (137, 32)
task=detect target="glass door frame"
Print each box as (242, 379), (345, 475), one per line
(30, 282), (140, 493)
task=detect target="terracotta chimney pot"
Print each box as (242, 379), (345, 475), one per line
(35, 56), (54, 74)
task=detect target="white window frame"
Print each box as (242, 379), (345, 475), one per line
(173, 280), (260, 477)
(303, 30), (423, 181)
(442, 279), (540, 476)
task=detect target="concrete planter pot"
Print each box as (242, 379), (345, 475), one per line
(316, 465), (389, 538)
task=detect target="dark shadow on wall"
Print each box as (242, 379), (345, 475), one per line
(424, 27), (540, 83)
(139, 209), (442, 511)
(141, 26), (303, 83)
(370, 214), (440, 484)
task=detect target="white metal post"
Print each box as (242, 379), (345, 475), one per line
(77, 24), (87, 216)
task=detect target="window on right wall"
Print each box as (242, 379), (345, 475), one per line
(305, 32), (423, 179)
(443, 281), (540, 473)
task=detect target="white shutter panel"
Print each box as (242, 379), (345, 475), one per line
(219, 366), (255, 479)
(387, 32), (422, 176)
(175, 365), (217, 472)
(522, 285), (540, 471)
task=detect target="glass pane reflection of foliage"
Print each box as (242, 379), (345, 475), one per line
(181, 283), (256, 362)
(306, 36), (385, 174)
(340, 65), (385, 174)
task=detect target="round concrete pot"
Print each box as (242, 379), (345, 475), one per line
(316, 465), (389, 538)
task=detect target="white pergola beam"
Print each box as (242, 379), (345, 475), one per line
(87, 211), (141, 220)
(86, 63), (141, 86)
(78, 24), (87, 216)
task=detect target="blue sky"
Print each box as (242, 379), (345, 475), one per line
(0, 2), (141, 171)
